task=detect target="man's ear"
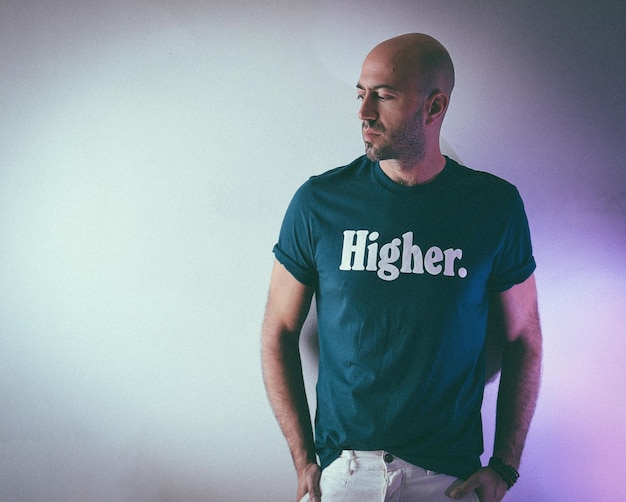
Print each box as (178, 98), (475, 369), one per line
(426, 92), (448, 123)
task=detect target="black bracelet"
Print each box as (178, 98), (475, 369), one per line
(488, 456), (520, 490)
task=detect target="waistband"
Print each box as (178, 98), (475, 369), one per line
(334, 450), (438, 476)
(339, 450), (386, 458)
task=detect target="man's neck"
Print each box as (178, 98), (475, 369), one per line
(380, 152), (446, 186)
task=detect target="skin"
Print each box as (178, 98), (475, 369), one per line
(261, 33), (542, 502)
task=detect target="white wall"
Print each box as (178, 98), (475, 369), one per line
(1, 1), (624, 500)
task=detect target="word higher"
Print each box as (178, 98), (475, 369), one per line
(339, 230), (468, 281)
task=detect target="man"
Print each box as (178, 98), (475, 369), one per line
(261, 33), (542, 502)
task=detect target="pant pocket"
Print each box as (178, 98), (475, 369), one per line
(320, 465), (350, 490)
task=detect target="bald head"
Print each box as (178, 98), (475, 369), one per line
(365, 33), (455, 99)
(357, 34), (455, 176)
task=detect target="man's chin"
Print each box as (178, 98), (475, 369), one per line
(364, 144), (381, 161)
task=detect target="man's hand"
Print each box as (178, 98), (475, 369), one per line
(448, 467), (508, 502)
(297, 463), (321, 502)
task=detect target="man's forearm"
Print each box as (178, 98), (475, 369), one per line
(493, 333), (542, 470)
(262, 329), (317, 472)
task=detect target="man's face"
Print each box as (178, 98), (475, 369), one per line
(356, 55), (427, 163)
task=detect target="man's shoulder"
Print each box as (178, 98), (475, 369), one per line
(307, 155), (371, 186)
(447, 157), (519, 197)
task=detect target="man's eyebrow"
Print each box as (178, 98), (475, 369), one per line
(355, 83), (398, 91)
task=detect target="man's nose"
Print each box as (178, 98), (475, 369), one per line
(358, 95), (378, 121)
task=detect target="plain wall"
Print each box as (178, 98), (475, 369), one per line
(1, 1), (624, 500)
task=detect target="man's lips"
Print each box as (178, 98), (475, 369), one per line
(362, 128), (382, 141)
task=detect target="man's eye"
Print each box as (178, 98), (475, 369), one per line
(356, 95), (364, 100)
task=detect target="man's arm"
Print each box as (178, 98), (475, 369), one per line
(451, 273), (543, 501)
(261, 260), (320, 502)
(492, 273), (542, 469)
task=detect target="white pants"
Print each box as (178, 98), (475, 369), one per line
(301, 450), (479, 502)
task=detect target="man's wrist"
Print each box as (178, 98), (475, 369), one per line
(488, 456), (519, 490)
(294, 451), (318, 474)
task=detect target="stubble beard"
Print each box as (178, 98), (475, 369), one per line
(363, 110), (426, 164)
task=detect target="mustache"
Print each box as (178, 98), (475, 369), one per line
(362, 121), (384, 133)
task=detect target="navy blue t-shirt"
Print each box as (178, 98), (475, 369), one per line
(273, 156), (536, 479)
